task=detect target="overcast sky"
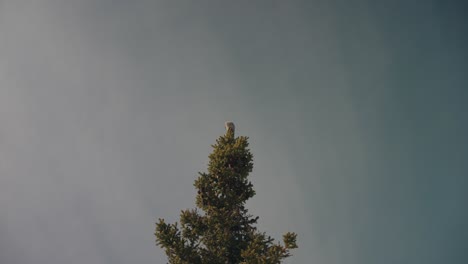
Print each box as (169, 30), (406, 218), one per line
(1, 1), (467, 263)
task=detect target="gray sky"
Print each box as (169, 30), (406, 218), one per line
(1, 1), (467, 263)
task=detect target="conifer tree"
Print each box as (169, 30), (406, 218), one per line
(155, 122), (297, 263)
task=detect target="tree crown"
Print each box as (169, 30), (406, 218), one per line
(155, 125), (297, 263)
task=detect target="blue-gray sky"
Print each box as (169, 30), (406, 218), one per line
(1, 1), (467, 263)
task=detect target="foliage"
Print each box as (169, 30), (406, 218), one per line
(155, 128), (297, 263)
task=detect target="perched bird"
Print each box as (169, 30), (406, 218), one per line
(225, 121), (235, 135)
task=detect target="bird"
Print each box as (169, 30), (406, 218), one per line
(225, 121), (235, 135)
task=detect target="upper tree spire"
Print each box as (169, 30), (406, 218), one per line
(155, 121), (298, 263)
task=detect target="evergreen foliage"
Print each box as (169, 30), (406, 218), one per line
(155, 126), (297, 263)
